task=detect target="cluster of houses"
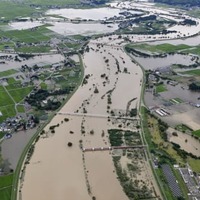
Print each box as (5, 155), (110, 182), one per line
(0, 115), (37, 134)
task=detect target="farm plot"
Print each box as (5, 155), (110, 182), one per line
(9, 87), (33, 103)
(0, 78), (34, 122)
(0, 174), (13, 200)
(0, 89), (14, 107)
(1, 26), (54, 43)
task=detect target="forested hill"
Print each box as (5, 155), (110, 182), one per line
(154, 0), (200, 7)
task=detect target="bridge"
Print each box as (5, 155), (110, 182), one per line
(82, 145), (146, 152)
(58, 111), (139, 120)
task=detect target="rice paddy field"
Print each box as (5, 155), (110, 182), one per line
(0, 77), (33, 122)
(0, 174), (13, 200)
(0, 26), (55, 43)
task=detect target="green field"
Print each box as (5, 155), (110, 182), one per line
(0, 105), (16, 122)
(188, 157), (200, 173)
(9, 87), (34, 103)
(127, 43), (200, 56)
(127, 43), (190, 54)
(0, 2), (39, 20)
(182, 46), (200, 56)
(0, 78), (33, 121)
(17, 105), (25, 113)
(0, 70), (17, 78)
(181, 69), (200, 76)
(0, 26), (54, 43)
(156, 84), (167, 93)
(0, 89), (14, 107)
(0, 174), (13, 200)
(0, 42), (15, 51)
(192, 129), (200, 137)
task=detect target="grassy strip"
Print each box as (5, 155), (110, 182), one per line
(0, 70), (17, 78)
(11, 53), (84, 200)
(192, 129), (200, 137)
(127, 43), (190, 54)
(181, 69), (200, 76)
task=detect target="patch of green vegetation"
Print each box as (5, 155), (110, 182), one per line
(0, 105), (16, 122)
(56, 67), (81, 89)
(127, 43), (190, 54)
(0, 174), (13, 188)
(0, 70), (17, 78)
(6, 77), (20, 85)
(192, 129), (200, 137)
(181, 69), (200, 76)
(64, 42), (82, 49)
(108, 129), (123, 146)
(182, 46), (200, 56)
(0, 86), (4, 91)
(15, 46), (52, 53)
(124, 131), (141, 146)
(188, 157), (200, 173)
(175, 124), (193, 133)
(17, 105), (25, 113)
(0, 42), (15, 51)
(0, 174), (13, 200)
(0, 187), (12, 200)
(141, 106), (155, 150)
(40, 82), (47, 90)
(2, 26), (54, 43)
(0, 2), (39, 20)
(0, 132), (5, 139)
(0, 89), (14, 107)
(9, 87), (33, 103)
(156, 84), (167, 93)
(71, 35), (87, 40)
